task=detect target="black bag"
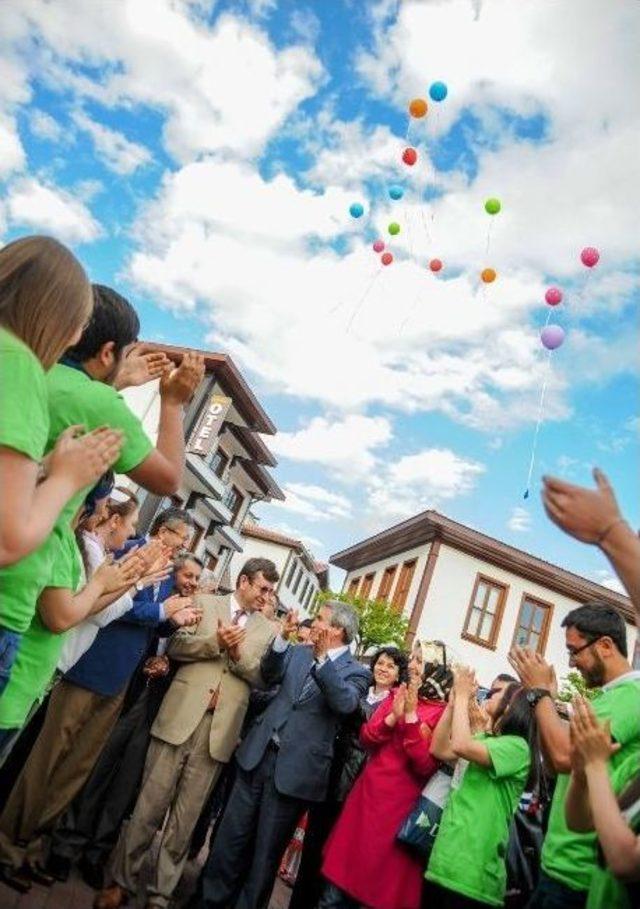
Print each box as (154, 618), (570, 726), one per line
(505, 796), (546, 908)
(396, 766), (453, 858)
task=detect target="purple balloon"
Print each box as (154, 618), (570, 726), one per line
(541, 325), (565, 350)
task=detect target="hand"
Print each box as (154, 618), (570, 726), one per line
(281, 609), (299, 642)
(541, 468), (623, 546)
(571, 696), (620, 766)
(313, 627), (331, 660)
(405, 679), (419, 717)
(468, 697), (490, 733)
(453, 665), (477, 700)
(172, 605), (202, 627)
(94, 551), (142, 595)
(48, 425), (123, 490)
(508, 646), (557, 694)
(159, 351), (205, 405)
(162, 594), (194, 618)
(142, 654), (171, 678)
(217, 619), (246, 653)
(134, 567), (172, 591)
(392, 683), (407, 719)
(134, 539), (172, 575)
(114, 344), (171, 390)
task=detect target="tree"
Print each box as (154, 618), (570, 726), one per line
(557, 670), (597, 702)
(317, 590), (409, 656)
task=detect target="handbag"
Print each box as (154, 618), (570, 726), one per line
(505, 794), (546, 908)
(396, 764), (453, 858)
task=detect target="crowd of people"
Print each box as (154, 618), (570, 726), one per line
(0, 231), (639, 909)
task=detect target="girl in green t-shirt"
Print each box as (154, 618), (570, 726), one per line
(426, 667), (540, 908)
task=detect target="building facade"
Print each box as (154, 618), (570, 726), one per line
(120, 344), (284, 591)
(228, 523), (328, 617)
(331, 510), (636, 684)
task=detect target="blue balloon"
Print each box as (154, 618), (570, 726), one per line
(429, 81), (448, 102)
(349, 202), (364, 218)
(388, 185), (404, 201)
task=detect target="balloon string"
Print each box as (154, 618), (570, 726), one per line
(330, 264), (378, 315)
(485, 219), (494, 256)
(420, 204), (432, 246)
(346, 268), (382, 333)
(398, 291), (422, 336)
(523, 350), (553, 499)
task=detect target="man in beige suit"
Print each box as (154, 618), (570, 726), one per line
(95, 557), (279, 909)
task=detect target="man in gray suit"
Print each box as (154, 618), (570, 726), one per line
(199, 600), (371, 909)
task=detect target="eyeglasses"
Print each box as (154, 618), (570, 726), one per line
(566, 636), (602, 658)
(249, 580), (274, 596)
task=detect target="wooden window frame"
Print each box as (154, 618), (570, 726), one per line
(377, 564), (398, 602)
(511, 593), (554, 655)
(286, 558), (298, 588)
(360, 573), (375, 601)
(189, 522), (206, 553)
(292, 566), (304, 595)
(300, 579), (310, 604)
(347, 576), (361, 597)
(392, 559), (417, 612)
(461, 573), (509, 651)
(208, 447), (230, 479)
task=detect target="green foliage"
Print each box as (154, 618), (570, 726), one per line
(557, 670), (597, 702)
(317, 589), (409, 655)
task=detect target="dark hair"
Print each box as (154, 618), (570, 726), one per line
(174, 551), (204, 571)
(562, 601), (628, 658)
(66, 284), (139, 362)
(370, 646), (409, 685)
(299, 618), (313, 629)
(494, 673), (518, 684)
(95, 487), (140, 528)
(419, 661), (454, 702)
(493, 683), (543, 791)
(149, 507), (195, 536)
(236, 557), (279, 586)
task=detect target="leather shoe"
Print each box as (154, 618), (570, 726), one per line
(79, 856), (104, 890)
(94, 883), (130, 909)
(44, 852), (72, 882)
(0, 863), (32, 893)
(26, 862), (56, 886)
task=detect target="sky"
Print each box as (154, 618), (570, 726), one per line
(1, 0), (639, 592)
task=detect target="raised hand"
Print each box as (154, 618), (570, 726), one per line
(541, 468), (623, 545)
(508, 646), (556, 692)
(392, 683), (407, 719)
(570, 696), (620, 766)
(405, 679), (420, 718)
(94, 551), (142, 594)
(217, 619), (246, 654)
(313, 627), (330, 661)
(163, 594), (194, 618)
(114, 344), (171, 390)
(468, 697), (490, 733)
(453, 665), (477, 700)
(135, 539), (172, 575)
(172, 605), (202, 627)
(159, 351), (205, 405)
(281, 609), (299, 642)
(47, 425), (123, 490)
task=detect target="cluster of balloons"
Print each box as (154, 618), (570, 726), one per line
(539, 247), (600, 350)
(407, 81), (448, 119)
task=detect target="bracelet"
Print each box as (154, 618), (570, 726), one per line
(597, 517), (628, 545)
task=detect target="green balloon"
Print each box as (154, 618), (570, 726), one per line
(485, 197), (501, 215)
(388, 222), (401, 235)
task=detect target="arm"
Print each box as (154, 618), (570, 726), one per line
(565, 769), (594, 833)
(360, 695), (397, 749)
(402, 713), (439, 775)
(313, 660), (370, 716)
(229, 628), (276, 688)
(167, 618), (221, 663)
(430, 701), (458, 762)
(584, 761), (640, 879)
(260, 639), (292, 686)
(450, 690), (492, 767)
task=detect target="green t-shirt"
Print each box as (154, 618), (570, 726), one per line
(542, 676), (640, 893)
(0, 328), (55, 634)
(587, 759), (640, 909)
(426, 733), (531, 906)
(0, 527), (82, 729)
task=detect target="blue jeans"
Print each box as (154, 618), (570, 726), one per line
(526, 871), (587, 909)
(0, 626), (22, 696)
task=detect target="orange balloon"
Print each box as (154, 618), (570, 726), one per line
(409, 98), (428, 118)
(481, 268), (497, 283)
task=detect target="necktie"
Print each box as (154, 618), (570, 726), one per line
(232, 609), (246, 626)
(299, 665), (318, 700)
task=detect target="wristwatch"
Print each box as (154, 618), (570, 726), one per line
(526, 687), (552, 708)
(135, 581), (144, 592)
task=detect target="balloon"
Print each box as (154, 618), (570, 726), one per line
(581, 246), (600, 268)
(389, 185), (404, 200)
(409, 98), (428, 118)
(381, 252), (393, 266)
(541, 325), (565, 350)
(429, 81), (448, 102)
(349, 202), (364, 219)
(429, 258), (443, 273)
(388, 222), (401, 236)
(372, 240), (385, 253)
(402, 147), (418, 166)
(481, 268), (497, 283)
(545, 287), (563, 306)
(484, 198), (501, 215)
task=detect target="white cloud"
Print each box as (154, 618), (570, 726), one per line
(72, 111), (151, 174)
(6, 177), (103, 242)
(0, 118), (25, 176)
(272, 482), (353, 522)
(508, 506), (531, 533)
(593, 569), (626, 595)
(29, 109), (64, 142)
(271, 414), (392, 478)
(267, 521), (325, 554)
(289, 8), (321, 45)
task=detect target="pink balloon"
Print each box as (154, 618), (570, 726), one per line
(541, 324), (565, 350)
(580, 247), (600, 268)
(545, 287), (563, 306)
(373, 240), (385, 253)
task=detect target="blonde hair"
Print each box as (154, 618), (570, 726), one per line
(0, 235), (93, 369)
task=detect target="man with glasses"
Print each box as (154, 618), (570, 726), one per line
(95, 558), (279, 909)
(509, 602), (640, 909)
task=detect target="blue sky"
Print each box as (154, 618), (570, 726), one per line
(1, 0), (638, 591)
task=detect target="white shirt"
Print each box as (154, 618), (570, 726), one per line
(230, 593), (250, 628)
(57, 532), (134, 674)
(272, 634), (349, 664)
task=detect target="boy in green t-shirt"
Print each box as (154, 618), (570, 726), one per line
(509, 603), (640, 908)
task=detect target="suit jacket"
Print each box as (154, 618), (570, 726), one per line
(152, 594), (276, 762)
(236, 643), (372, 802)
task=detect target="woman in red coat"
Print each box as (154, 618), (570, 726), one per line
(321, 648), (452, 909)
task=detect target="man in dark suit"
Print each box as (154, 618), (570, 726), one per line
(199, 600), (371, 909)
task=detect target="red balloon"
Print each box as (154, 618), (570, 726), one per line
(429, 258), (443, 273)
(381, 252), (393, 266)
(402, 147), (418, 166)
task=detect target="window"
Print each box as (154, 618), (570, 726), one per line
(305, 584), (315, 607)
(286, 558), (298, 588)
(208, 447), (230, 479)
(293, 567), (304, 595)
(377, 565), (398, 602)
(360, 573), (375, 601)
(300, 579), (310, 604)
(512, 595), (553, 654)
(207, 553), (218, 572)
(223, 485), (243, 524)
(392, 560), (417, 611)
(347, 576), (361, 597)
(189, 522), (206, 553)
(461, 574), (508, 650)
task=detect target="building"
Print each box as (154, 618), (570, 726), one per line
(120, 344), (284, 592)
(228, 522), (328, 617)
(331, 509), (636, 684)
